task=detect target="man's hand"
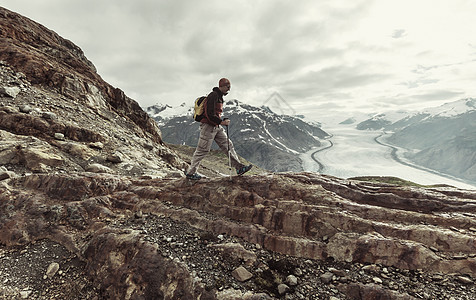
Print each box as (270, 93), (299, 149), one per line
(221, 118), (230, 126)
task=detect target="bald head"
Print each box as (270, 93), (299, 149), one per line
(218, 78), (231, 95)
(219, 78), (230, 87)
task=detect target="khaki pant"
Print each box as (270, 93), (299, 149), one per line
(187, 123), (242, 175)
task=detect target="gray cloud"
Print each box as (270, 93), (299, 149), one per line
(280, 65), (392, 99)
(2, 0), (475, 115)
(399, 78), (439, 89)
(413, 90), (465, 101)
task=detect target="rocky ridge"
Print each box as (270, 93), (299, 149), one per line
(0, 7), (161, 145)
(2, 171), (476, 299)
(1, 6), (476, 300)
(0, 7), (185, 178)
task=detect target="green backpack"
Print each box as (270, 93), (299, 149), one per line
(193, 96), (207, 121)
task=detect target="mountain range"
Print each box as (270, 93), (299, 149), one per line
(146, 100), (330, 172)
(356, 98), (476, 184)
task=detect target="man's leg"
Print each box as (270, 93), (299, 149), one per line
(214, 126), (243, 170)
(186, 123), (215, 176)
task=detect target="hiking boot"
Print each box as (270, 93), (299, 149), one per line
(186, 173), (202, 180)
(236, 164), (252, 176)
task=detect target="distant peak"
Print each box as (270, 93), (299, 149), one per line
(225, 99), (240, 106)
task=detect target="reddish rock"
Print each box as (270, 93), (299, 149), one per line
(340, 283), (414, 300)
(0, 7), (162, 144)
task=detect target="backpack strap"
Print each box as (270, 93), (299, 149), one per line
(203, 97), (210, 123)
(204, 90), (222, 126)
(204, 94), (218, 125)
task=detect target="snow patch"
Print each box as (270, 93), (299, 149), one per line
(422, 98), (475, 118)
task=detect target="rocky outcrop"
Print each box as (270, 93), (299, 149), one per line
(0, 96), (184, 176)
(1, 172), (476, 298)
(0, 24), (185, 177)
(82, 228), (215, 299)
(0, 7), (161, 144)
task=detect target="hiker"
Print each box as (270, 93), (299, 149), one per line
(186, 78), (252, 180)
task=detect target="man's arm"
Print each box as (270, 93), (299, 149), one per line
(205, 92), (222, 125)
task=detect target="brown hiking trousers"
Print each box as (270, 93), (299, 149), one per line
(186, 123), (243, 175)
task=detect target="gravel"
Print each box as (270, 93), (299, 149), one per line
(1, 209), (476, 299)
(0, 240), (96, 299)
(109, 208), (476, 299)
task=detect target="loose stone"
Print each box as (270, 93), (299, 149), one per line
(286, 274), (298, 286)
(231, 266), (253, 282)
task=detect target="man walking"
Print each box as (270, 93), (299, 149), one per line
(186, 78), (252, 180)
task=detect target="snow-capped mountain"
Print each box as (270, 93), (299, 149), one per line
(356, 98), (475, 131)
(422, 98), (476, 118)
(146, 103), (191, 123)
(356, 110), (415, 130)
(356, 98), (476, 184)
(146, 100), (329, 172)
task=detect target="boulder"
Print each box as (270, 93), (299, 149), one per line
(0, 170), (15, 181)
(210, 243), (257, 266)
(326, 232), (441, 271)
(286, 274), (298, 286)
(2, 171), (476, 299)
(41, 111), (57, 120)
(54, 132), (65, 140)
(89, 142), (104, 150)
(339, 283), (414, 300)
(320, 272), (334, 284)
(231, 266), (253, 282)
(19, 105), (32, 113)
(86, 163), (112, 174)
(277, 283), (289, 295)
(45, 262), (60, 279)
(107, 152), (124, 164)
(216, 289), (273, 300)
(22, 146), (64, 171)
(0, 142), (20, 165)
(0, 86), (20, 98)
(64, 142), (97, 160)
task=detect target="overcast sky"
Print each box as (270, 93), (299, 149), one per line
(2, 0), (476, 118)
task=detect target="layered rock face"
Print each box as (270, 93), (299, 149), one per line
(0, 7), (185, 177)
(2, 172), (476, 298)
(0, 7), (161, 144)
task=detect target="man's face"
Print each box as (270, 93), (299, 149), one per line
(220, 83), (231, 95)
